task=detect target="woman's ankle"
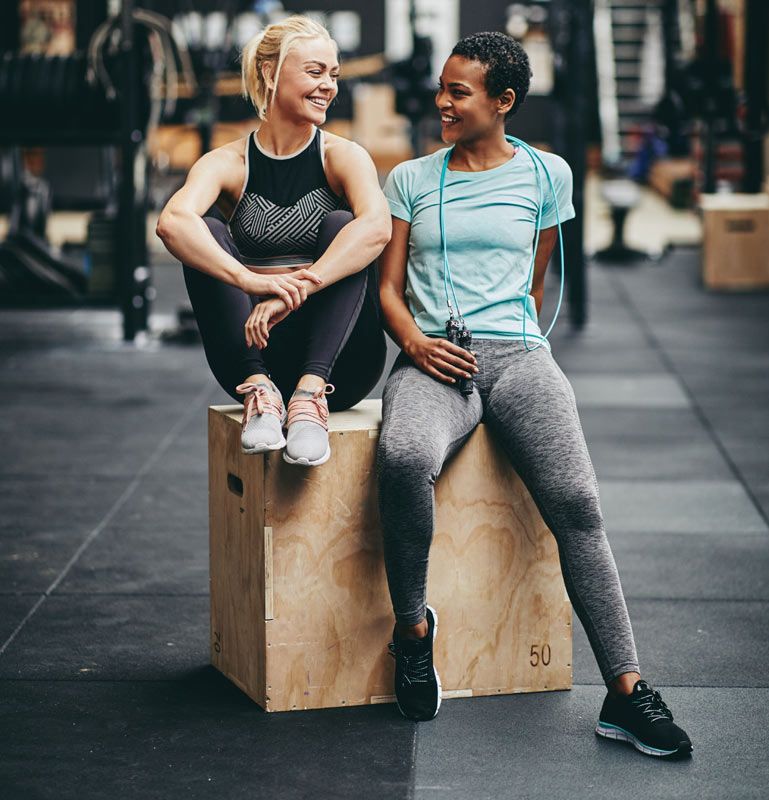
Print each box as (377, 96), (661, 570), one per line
(243, 372), (272, 386)
(294, 373), (327, 394)
(607, 671), (642, 697)
(396, 618), (428, 640)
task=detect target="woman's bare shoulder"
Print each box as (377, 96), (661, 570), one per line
(323, 129), (371, 164)
(323, 129), (378, 188)
(189, 135), (248, 197)
(207, 135), (249, 169)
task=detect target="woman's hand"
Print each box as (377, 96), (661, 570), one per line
(245, 297), (292, 349)
(405, 334), (479, 385)
(242, 269), (323, 310)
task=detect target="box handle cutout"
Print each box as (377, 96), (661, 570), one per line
(227, 472), (243, 497)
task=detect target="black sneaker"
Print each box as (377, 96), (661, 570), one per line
(387, 605), (442, 721)
(595, 679), (693, 758)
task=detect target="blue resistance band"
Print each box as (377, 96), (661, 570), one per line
(438, 133), (566, 352)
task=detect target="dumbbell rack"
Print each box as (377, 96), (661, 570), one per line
(0, 0), (150, 342)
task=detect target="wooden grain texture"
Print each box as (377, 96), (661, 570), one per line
(209, 401), (572, 712)
(208, 407), (267, 706)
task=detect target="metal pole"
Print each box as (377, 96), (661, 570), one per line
(551, 0), (591, 329)
(117, 0), (150, 342)
(742, 0), (768, 192)
(702, 0), (719, 193)
(118, 0), (136, 340)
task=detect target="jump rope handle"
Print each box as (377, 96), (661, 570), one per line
(445, 317), (474, 397)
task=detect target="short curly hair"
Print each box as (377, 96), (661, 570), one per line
(450, 31), (532, 118)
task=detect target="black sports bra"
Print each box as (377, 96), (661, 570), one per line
(228, 125), (350, 268)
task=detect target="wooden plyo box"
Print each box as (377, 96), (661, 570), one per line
(699, 193), (769, 289)
(208, 400), (572, 713)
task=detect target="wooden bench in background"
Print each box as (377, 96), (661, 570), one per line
(208, 400), (572, 712)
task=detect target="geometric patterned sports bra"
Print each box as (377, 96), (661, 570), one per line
(228, 124), (350, 269)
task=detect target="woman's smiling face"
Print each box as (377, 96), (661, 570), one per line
(435, 54), (515, 144)
(265, 37), (340, 123)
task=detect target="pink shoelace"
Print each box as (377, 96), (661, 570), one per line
(235, 382), (284, 430)
(286, 383), (335, 430)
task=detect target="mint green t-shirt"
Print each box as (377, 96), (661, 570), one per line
(382, 145), (576, 351)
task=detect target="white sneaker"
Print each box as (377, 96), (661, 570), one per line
(283, 383), (335, 466)
(235, 380), (287, 454)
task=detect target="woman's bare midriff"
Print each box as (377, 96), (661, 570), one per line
(245, 264), (313, 275)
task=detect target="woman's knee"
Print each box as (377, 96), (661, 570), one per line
(547, 483), (605, 539)
(201, 214), (240, 257)
(376, 433), (442, 490)
(315, 210), (354, 254)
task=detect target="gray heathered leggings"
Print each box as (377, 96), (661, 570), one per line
(375, 336), (640, 685)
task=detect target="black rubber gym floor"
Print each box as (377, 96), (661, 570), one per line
(1, 245), (767, 799)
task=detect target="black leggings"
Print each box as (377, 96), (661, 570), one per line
(183, 208), (387, 411)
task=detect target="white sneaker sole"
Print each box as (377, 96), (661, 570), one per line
(241, 436), (287, 455)
(428, 604), (442, 718)
(595, 721), (691, 757)
(282, 442), (331, 467)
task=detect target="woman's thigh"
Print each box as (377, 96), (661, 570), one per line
(324, 273), (388, 410)
(182, 214), (265, 400)
(377, 351), (484, 481)
(260, 275), (386, 409)
(483, 348), (603, 534)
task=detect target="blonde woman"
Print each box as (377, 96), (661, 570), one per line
(157, 15), (390, 466)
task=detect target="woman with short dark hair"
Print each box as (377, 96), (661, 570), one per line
(377, 31), (692, 760)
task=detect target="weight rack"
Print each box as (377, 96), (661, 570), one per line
(0, 0), (151, 342)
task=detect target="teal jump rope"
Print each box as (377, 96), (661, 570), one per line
(438, 133), (566, 353)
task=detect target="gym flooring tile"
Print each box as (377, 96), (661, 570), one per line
(0, 382), (213, 461)
(688, 346), (769, 375)
(106, 469), (209, 530)
(688, 403), (769, 443)
(0, 594), (209, 681)
(579, 408), (732, 481)
(57, 519), (209, 596)
(0, 523), (96, 594)
(0, 595), (39, 644)
(751, 481), (769, 523)
(639, 303), (769, 335)
(571, 599), (769, 688)
(715, 433), (769, 467)
(552, 318), (657, 348)
(145, 439), (211, 477)
(0, 433), (186, 479)
(608, 531), (769, 601)
(673, 356), (769, 385)
(569, 374), (690, 409)
(0, 677), (415, 800)
(0, 366), (210, 410)
(597, 479), (768, 534)
(137, 393), (236, 477)
(0, 243), (766, 797)
(550, 340), (668, 374)
(412, 687), (768, 800)
(0, 474), (136, 533)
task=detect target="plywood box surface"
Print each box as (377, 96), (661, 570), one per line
(699, 193), (769, 289)
(209, 400), (572, 712)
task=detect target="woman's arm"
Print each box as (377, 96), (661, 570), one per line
(379, 216), (478, 384)
(530, 226), (559, 315)
(155, 144), (321, 309)
(378, 217), (425, 355)
(296, 139), (392, 297)
(156, 147), (252, 287)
